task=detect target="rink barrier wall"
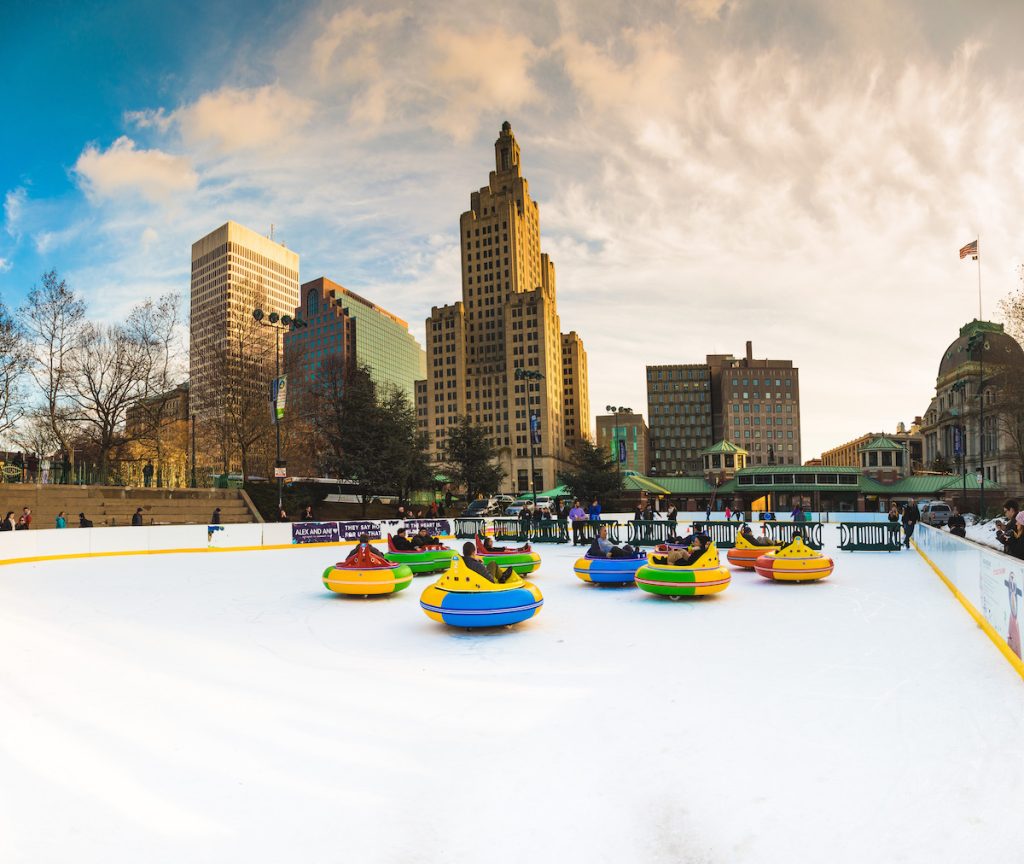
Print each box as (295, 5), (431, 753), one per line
(913, 524), (1024, 682)
(0, 511), (891, 569)
(0, 519), (456, 568)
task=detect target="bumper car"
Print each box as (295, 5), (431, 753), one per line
(635, 543), (731, 599)
(384, 535), (455, 575)
(420, 555), (544, 628)
(574, 550), (645, 584)
(754, 536), (834, 582)
(473, 535), (541, 576)
(322, 545), (414, 595)
(726, 531), (780, 569)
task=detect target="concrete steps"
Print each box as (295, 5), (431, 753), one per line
(0, 486), (259, 529)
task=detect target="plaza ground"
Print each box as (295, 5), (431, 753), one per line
(1, 527), (1022, 863)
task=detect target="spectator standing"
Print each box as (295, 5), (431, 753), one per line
(278, 507), (289, 522)
(143, 461), (155, 487)
(568, 499), (586, 545)
(302, 505), (315, 521)
(131, 508), (144, 526)
(588, 498), (602, 521)
(55, 511), (67, 529)
(947, 507), (966, 538)
(901, 498), (921, 549)
(16, 508), (31, 530)
(211, 507), (222, 524)
(519, 503), (532, 539)
(995, 500), (1020, 554)
(78, 512), (93, 528)
(1, 511), (14, 531)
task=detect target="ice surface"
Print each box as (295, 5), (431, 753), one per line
(2, 526), (1023, 863)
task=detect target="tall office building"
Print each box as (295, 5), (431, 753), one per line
(596, 411), (650, 474)
(708, 342), (802, 466)
(285, 277), (426, 402)
(646, 343), (803, 474)
(416, 122), (590, 494)
(189, 221), (300, 417)
(561, 331), (590, 449)
(646, 364), (714, 475)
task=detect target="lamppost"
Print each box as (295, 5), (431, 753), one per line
(190, 413), (197, 489)
(967, 332), (986, 517)
(253, 308), (308, 512)
(515, 367), (545, 504)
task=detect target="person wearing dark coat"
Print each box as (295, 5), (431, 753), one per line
(78, 512), (93, 528)
(131, 508), (144, 526)
(947, 507), (966, 538)
(461, 541), (514, 583)
(142, 461), (154, 487)
(392, 528), (416, 551)
(411, 527), (440, 547)
(346, 534), (382, 558)
(0, 511), (14, 531)
(901, 499), (921, 548)
(211, 507), (222, 524)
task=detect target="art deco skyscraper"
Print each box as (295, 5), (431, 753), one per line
(416, 123), (590, 494)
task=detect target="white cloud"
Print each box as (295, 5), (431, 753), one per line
(171, 85), (315, 154)
(73, 136), (198, 203)
(430, 28), (543, 142)
(679, 0), (731, 22)
(0, 257), (11, 273)
(4, 187), (27, 239)
(32, 1), (1024, 461)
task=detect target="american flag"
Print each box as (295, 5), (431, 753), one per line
(960, 239), (978, 260)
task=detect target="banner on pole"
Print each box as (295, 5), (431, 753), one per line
(530, 412), (541, 445)
(269, 375), (287, 421)
(618, 439), (627, 464)
(953, 426), (963, 457)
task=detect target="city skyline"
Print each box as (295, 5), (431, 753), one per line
(5, 1), (1024, 459)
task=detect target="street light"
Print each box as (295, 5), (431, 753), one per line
(253, 307), (308, 512)
(515, 367), (545, 504)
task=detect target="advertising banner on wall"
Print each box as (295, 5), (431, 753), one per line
(404, 519), (452, 537)
(338, 520), (382, 541)
(981, 554), (1023, 659)
(291, 521), (341, 545)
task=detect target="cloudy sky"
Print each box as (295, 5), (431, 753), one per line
(5, 0), (1024, 459)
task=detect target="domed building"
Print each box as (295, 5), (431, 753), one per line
(919, 319), (1024, 500)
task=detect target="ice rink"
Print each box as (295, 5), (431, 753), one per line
(3, 525), (1024, 863)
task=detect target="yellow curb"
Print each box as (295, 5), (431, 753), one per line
(912, 540), (1024, 682)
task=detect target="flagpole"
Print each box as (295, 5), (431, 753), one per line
(976, 233), (982, 320)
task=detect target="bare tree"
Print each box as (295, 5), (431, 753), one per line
(0, 296), (29, 442)
(198, 314), (276, 481)
(17, 270), (85, 455)
(125, 293), (187, 486)
(65, 322), (148, 483)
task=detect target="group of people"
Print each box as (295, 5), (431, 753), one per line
(391, 527), (442, 550)
(1, 508), (91, 530)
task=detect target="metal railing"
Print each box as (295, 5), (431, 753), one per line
(626, 520), (680, 547)
(838, 522), (902, 552)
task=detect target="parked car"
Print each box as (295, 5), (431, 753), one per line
(506, 496), (554, 517)
(462, 498), (503, 517)
(919, 501), (952, 526)
(503, 498), (532, 517)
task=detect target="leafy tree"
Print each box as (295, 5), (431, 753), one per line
(442, 415), (505, 500)
(557, 438), (623, 506)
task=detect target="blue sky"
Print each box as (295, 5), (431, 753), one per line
(5, 0), (1024, 459)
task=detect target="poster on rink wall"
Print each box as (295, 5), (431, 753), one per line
(338, 521), (382, 541)
(404, 519), (452, 537)
(291, 521), (340, 544)
(980, 554), (1023, 659)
